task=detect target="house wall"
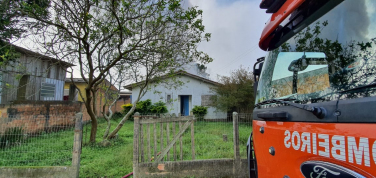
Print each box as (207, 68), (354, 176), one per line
(64, 81), (122, 121)
(0, 53), (67, 104)
(114, 95), (131, 113)
(64, 82), (86, 102)
(131, 75), (226, 119)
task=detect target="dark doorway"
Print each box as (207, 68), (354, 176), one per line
(180, 95), (190, 116)
(17, 75), (29, 100)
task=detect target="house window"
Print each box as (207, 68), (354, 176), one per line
(41, 83), (56, 98)
(201, 95), (215, 106)
(166, 94), (172, 103)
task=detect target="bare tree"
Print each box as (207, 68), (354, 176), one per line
(21, 0), (212, 142)
(100, 65), (128, 140)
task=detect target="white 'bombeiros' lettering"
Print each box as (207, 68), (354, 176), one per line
(284, 130), (291, 148)
(373, 140), (376, 165)
(301, 132), (311, 153)
(292, 131), (301, 150)
(283, 130), (375, 167)
(348, 137), (370, 167)
(318, 134), (330, 158)
(313, 133), (317, 155)
(331, 135), (346, 161)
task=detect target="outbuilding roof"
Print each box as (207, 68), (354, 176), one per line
(13, 44), (74, 67)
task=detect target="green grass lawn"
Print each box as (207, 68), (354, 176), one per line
(1, 117), (252, 177)
(79, 118), (135, 177)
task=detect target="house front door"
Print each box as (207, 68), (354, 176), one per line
(180, 95), (190, 116)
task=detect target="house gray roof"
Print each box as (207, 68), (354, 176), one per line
(13, 45), (74, 67)
(123, 71), (221, 91)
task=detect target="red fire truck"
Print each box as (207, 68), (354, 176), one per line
(248, 0), (376, 177)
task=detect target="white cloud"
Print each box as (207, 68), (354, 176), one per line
(188, 0), (269, 80)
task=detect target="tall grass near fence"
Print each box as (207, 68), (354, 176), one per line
(136, 113), (253, 162)
(80, 117), (134, 178)
(0, 115), (76, 166)
(195, 113), (252, 159)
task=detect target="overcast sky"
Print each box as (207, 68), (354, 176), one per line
(186, 0), (269, 81)
(16, 0), (270, 83)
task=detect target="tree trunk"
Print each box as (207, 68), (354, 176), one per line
(103, 116), (111, 139)
(106, 104), (137, 139)
(107, 83), (146, 139)
(90, 118), (98, 143)
(85, 87), (98, 143)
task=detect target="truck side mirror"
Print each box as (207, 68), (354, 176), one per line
(253, 57), (265, 96)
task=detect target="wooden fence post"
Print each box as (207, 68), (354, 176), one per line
(133, 112), (140, 177)
(191, 115), (195, 160)
(233, 112), (240, 160)
(72, 112), (83, 178)
(233, 112), (241, 177)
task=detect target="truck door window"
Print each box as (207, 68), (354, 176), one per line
(255, 0), (376, 105)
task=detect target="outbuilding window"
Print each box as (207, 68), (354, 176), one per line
(41, 83), (56, 98)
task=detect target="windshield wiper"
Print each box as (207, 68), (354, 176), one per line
(255, 98), (326, 119)
(339, 82), (376, 94)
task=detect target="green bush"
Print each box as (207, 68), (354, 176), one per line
(121, 99), (168, 120)
(121, 103), (134, 121)
(121, 103), (133, 113)
(135, 99), (152, 113)
(150, 101), (168, 114)
(192, 105), (208, 121)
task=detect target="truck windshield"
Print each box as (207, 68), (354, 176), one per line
(256, 0), (376, 104)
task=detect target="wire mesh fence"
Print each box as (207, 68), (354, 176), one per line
(0, 114), (77, 166)
(194, 113), (252, 160)
(134, 112), (252, 163)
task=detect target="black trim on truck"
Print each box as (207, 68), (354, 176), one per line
(247, 132), (258, 178)
(253, 96), (376, 123)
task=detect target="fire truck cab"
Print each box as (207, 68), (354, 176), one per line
(248, 0), (376, 177)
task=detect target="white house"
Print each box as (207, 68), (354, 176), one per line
(124, 64), (227, 119)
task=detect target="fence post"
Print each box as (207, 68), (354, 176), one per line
(191, 115), (195, 160)
(133, 112), (140, 177)
(233, 112), (240, 160)
(72, 112), (83, 178)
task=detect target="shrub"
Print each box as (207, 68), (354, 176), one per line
(121, 100), (168, 120)
(135, 99), (152, 113)
(121, 103), (133, 114)
(150, 101), (168, 114)
(191, 105), (208, 121)
(121, 103), (135, 121)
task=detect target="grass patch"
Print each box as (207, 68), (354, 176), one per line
(79, 117), (134, 178)
(1, 117), (252, 177)
(0, 127), (75, 167)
